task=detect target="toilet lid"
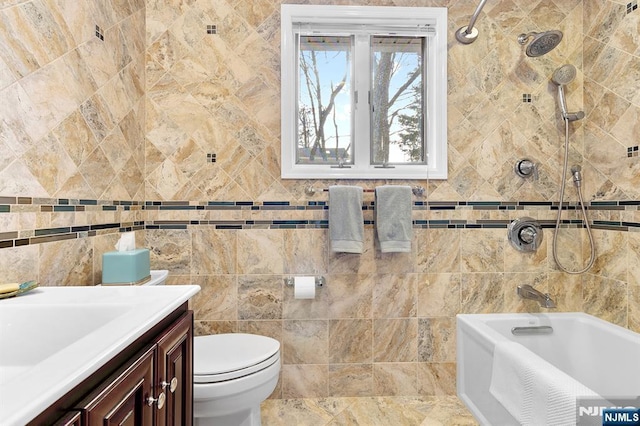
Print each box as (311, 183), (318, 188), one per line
(194, 334), (280, 383)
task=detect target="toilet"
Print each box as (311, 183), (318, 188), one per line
(193, 333), (280, 426)
(107, 270), (281, 426)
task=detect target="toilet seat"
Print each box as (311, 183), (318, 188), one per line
(194, 333), (280, 384)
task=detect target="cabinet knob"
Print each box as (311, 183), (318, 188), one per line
(147, 392), (166, 409)
(161, 377), (178, 393)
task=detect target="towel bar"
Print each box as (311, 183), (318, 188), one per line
(305, 186), (425, 197)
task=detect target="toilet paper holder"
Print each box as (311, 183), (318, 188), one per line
(284, 276), (325, 287)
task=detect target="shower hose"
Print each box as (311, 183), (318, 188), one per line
(552, 118), (596, 274)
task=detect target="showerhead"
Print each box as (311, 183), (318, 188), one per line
(552, 64), (577, 86)
(551, 64), (584, 122)
(518, 30), (563, 57)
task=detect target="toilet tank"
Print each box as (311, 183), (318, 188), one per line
(144, 270), (168, 286)
(101, 270), (168, 286)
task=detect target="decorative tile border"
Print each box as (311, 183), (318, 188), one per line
(1, 198), (640, 249)
(2, 197), (640, 211)
(2, 217), (640, 250)
(0, 197), (640, 248)
(0, 222), (145, 249)
(0, 197), (144, 213)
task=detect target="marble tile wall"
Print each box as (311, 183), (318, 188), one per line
(149, 218), (639, 399)
(581, 0), (640, 340)
(583, 0), (640, 201)
(0, 0), (146, 284)
(142, 0), (594, 203)
(140, 0), (637, 398)
(0, 0), (146, 201)
(0, 0), (639, 400)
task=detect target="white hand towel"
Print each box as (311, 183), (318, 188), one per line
(490, 341), (598, 426)
(375, 185), (412, 253)
(329, 185), (364, 253)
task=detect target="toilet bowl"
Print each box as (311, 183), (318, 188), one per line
(193, 333), (280, 426)
(115, 270), (280, 426)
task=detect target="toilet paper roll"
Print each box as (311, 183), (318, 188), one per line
(294, 276), (316, 299)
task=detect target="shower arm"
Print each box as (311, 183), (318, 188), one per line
(455, 0), (489, 44)
(465, 0), (489, 34)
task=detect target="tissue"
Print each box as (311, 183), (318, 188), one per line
(115, 231), (136, 251)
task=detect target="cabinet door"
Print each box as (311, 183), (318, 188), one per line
(78, 346), (155, 426)
(156, 311), (193, 426)
(53, 411), (81, 425)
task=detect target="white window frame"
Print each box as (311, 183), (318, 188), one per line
(281, 4), (447, 180)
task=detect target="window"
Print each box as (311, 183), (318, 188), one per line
(281, 5), (447, 179)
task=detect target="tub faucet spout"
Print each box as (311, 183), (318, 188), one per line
(517, 284), (556, 308)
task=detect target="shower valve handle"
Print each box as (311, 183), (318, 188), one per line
(519, 226), (537, 244)
(515, 159), (538, 180)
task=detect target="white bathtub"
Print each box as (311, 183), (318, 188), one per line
(457, 313), (640, 425)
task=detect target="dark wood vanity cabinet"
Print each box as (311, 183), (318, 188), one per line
(156, 312), (193, 426)
(77, 346), (155, 426)
(52, 411), (81, 425)
(30, 306), (194, 426)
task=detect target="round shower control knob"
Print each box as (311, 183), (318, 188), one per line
(515, 159), (538, 179)
(508, 217), (543, 252)
(518, 226), (537, 244)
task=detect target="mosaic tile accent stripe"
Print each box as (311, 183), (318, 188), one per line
(1, 218), (639, 250)
(2, 198), (640, 211)
(2, 197), (640, 250)
(0, 197), (144, 213)
(0, 197), (145, 206)
(0, 223), (145, 249)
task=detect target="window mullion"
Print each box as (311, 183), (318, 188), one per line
(353, 34), (370, 171)
(422, 38), (429, 166)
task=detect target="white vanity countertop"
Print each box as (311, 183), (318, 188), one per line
(0, 285), (200, 426)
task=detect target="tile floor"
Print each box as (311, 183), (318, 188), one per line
(261, 396), (479, 425)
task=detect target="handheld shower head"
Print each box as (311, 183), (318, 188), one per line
(551, 64), (584, 121)
(552, 64), (577, 86)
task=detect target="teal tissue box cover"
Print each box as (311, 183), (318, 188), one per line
(102, 249), (150, 284)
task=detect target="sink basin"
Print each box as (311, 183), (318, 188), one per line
(0, 304), (133, 373)
(0, 285), (200, 426)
